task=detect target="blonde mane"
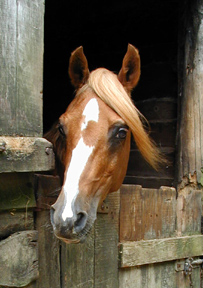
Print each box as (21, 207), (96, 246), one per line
(78, 68), (162, 170)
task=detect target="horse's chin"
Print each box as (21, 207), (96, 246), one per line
(53, 221), (94, 244)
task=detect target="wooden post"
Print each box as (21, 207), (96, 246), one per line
(176, 1), (203, 286)
(0, 1), (46, 287)
(0, 0), (44, 137)
(177, 0), (203, 186)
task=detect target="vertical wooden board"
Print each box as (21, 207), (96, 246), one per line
(0, 0), (17, 136)
(177, 0), (203, 184)
(61, 229), (94, 288)
(0, 0), (44, 137)
(35, 210), (61, 288)
(119, 262), (176, 288)
(176, 267), (201, 288)
(120, 185), (142, 241)
(177, 188), (202, 236)
(35, 174), (60, 210)
(120, 185), (176, 241)
(94, 191), (120, 288)
(16, 0), (44, 136)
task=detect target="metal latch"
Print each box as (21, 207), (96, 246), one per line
(175, 258), (203, 287)
(184, 258), (203, 275)
(184, 258), (203, 287)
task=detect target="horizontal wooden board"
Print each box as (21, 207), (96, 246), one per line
(119, 235), (203, 268)
(123, 176), (174, 188)
(126, 148), (174, 178)
(0, 173), (36, 210)
(0, 230), (38, 287)
(136, 98), (177, 122)
(0, 137), (55, 173)
(0, 210), (34, 239)
(131, 121), (177, 150)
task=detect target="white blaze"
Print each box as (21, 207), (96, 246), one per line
(81, 98), (99, 130)
(62, 98), (99, 220)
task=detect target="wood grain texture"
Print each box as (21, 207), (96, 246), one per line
(119, 261), (176, 288)
(61, 230), (95, 288)
(35, 174), (60, 210)
(0, 0), (44, 137)
(177, 0), (203, 184)
(120, 185), (176, 241)
(0, 210), (34, 239)
(35, 210), (60, 288)
(94, 191), (120, 288)
(0, 231), (38, 287)
(0, 173), (36, 210)
(119, 235), (203, 268)
(177, 188), (202, 236)
(0, 137), (55, 173)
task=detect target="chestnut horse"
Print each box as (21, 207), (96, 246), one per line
(45, 44), (162, 243)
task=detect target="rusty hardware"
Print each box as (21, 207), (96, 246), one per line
(175, 258), (203, 287)
(184, 258), (203, 287)
(0, 141), (6, 152)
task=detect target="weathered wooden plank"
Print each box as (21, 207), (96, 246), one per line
(0, 137), (55, 173)
(0, 210), (34, 239)
(0, 0), (17, 136)
(35, 174), (60, 210)
(0, 173), (36, 210)
(127, 148), (174, 179)
(0, 231), (38, 287)
(177, 0), (203, 184)
(119, 261), (176, 288)
(177, 189), (202, 236)
(123, 175), (174, 189)
(94, 190), (120, 288)
(119, 235), (203, 268)
(61, 230), (95, 288)
(120, 185), (176, 241)
(135, 98), (177, 122)
(35, 210), (60, 288)
(0, 0), (44, 137)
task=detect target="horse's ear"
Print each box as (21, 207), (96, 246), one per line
(69, 46), (89, 89)
(118, 44), (140, 92)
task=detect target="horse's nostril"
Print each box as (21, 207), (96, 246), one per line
(74, 212), (88, 233)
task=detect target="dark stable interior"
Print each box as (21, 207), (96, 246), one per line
(43, 0), (179, 188)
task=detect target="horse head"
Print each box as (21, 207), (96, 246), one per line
(46, 44), (161, 243)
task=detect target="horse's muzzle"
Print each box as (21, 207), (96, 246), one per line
(50, 206), (88, 243)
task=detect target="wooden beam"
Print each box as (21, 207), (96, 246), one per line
(177, 0), (203, 184)
(0, 173), (36, 210)
(0, 137), (55, 173)
(0, 230), (38, 287)
(119, 235), (203, 268)
(0, 0), (44, 137)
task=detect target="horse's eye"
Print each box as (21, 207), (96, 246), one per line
(58, 124), (65, 137)
(115, 127), (128, 139)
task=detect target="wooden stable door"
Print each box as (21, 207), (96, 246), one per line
(34, 174), (203, 288)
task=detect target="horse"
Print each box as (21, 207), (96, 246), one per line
(45, 44), (162, 243)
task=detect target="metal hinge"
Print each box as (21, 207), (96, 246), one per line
(175, 258), (203, 287)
